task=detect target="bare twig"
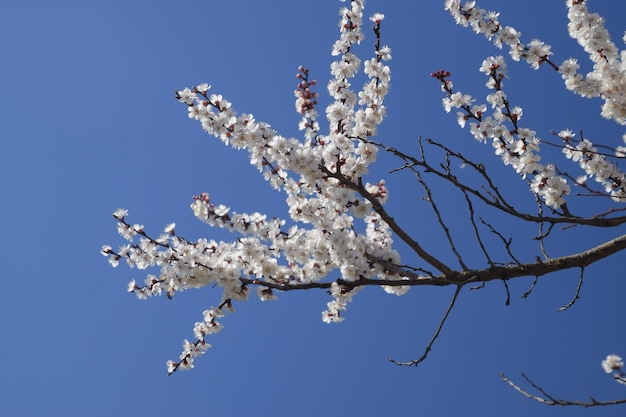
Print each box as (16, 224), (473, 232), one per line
(537, 223), (555, 260)
(502, 279), (511, 305)
(521, 276), (539, 299)
(462, 190), (495, 267)
(388, 285), (462, 366)
(558, 267), (584, 311)
(534, 197), (552, 261)
(562, 206), (626, 231)
(479, 217), (521, 265)
(415, 170), (468, 270)
(361, 136), (626, 228)
(501, 373), (626, 407)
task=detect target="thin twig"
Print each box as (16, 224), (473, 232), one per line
(521, 276), (539, 299)
(558, 267), (584, 311)
(480, 217), (521, 265)
(362, 135), (626, 227)
(415, 170), (468, 270)
(501, 373), (626, 407)
(502, 279), (511, 305)
(388, 285), (462, 366)
(462, 190), (495, 267)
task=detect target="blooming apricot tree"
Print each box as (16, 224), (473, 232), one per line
(102, 0), (626, 407)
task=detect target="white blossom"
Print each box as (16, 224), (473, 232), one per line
(602, 354), (624, 373)
(103, 0), (626, 375)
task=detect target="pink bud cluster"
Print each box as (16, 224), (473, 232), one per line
(295, 66), (320, 143)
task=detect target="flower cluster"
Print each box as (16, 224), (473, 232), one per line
(564, 3), (626, 125)
(560, 130), (626, 201)
(104, 0), (626, 376)
(437, 1), (626, 209)
(434, 60), (571, 209)
(445, 0), (626, 126)
(295, 66), (320, 143)
(104, 0), (397, 374)
(602, 354), (626, 384)
(322, 282), (360, 323)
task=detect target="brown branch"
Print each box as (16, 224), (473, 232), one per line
(452, 232), (626, 285)
(241, 233), (626, 292)
(359, 136), (626, 228)
(113, 214), (626, 296)
(319, 163), (455, 276)
(501, 373), (626, 407)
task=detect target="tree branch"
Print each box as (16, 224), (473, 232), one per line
(361, 136), (626, 228)
(319, 163), (455, 277)
(501, 373), (626, 407)
(242, 233), (626, 292)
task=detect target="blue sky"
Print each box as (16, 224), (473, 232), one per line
(2, 1), (626, 416)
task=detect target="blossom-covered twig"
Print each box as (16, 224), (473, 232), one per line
(102, 0), (626, 382)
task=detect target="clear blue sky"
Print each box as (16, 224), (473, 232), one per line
(2, 1), (626, 416)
